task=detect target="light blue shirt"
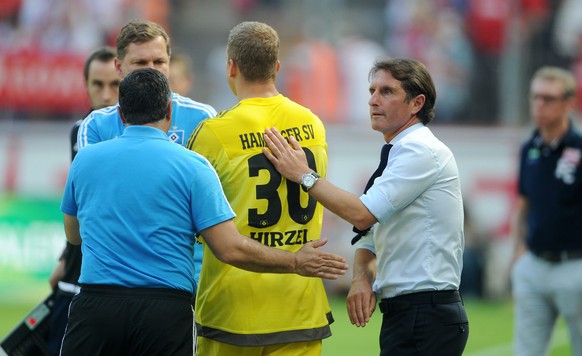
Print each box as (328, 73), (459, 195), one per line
(357, 123), (464, 299)
(77, 92), (216, 148)
(61, 126), (235, 293)
(76, 92), (216, 287)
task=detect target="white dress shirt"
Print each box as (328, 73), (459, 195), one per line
(357, 123), (464, 299)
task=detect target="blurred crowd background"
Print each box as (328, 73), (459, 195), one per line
(2, 0), (582, 300)
(1, 0), (582, 124)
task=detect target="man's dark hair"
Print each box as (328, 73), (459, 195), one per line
(370, 58), (437, 125)
(83, 46), (116, 81)
(118, 68), (171, 125)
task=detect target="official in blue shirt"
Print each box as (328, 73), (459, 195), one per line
(59, 68), (348, 355)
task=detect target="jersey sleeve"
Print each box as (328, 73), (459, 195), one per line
(353, 229), (376, 254)
(189, 158), (235, 233)
(77, 113), (101, 149)
(186, 121), (223, 167)
(60, 160), (78, 216)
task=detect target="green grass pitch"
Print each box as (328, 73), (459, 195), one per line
(1, 292), (571, 355)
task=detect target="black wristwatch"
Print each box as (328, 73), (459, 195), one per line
(301, 172), (320, 192)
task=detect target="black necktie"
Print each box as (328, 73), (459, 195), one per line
(351, 144), (392, 245)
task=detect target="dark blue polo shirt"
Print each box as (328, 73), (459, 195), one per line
(519, 121), (582, 253)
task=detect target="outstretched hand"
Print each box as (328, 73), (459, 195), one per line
(294, 238), (349, 280)
(263, 127), (311, 183)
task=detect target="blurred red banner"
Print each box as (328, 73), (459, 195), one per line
(0, 49), (90, 113)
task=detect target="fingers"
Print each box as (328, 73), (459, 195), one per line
(347, 294), (369, 327)
(363, 293), (376, 324)
(315, 244), (348, 265)
(304, 262), (348, 280)
(263, 127), (286, 167)
(318, 262), (349, 280)
(309, 238), (328, 249)
(269, 127), (289, 146)
(264, 127), (301, 153)
(318, 251), (349, 272)
(347, 296), (361, 326)
(319, 272), (340, 280)
(346, 282), (376, 327)
(348, 298), (371, 327)
(263, 127), (311, 184)
(288, 135), (303, 151)
(323, 256), (349, 270)
(295, 244), (349, 279)
(262, 146), (276, 163)
(264, 127), (287, 155)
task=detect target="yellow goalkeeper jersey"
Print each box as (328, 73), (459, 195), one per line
(186, 94), (331, 346)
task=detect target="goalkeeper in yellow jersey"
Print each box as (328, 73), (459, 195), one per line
(186, 21), (331, 356)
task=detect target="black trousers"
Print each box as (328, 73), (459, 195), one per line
(379, 290), (469, 356)
(47, 291), (74, 356)
(60, 285), (193, 356)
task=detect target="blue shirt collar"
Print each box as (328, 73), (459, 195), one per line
(122, 125), (170, 140)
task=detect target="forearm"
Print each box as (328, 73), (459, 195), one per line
(49, 258), (66, 290)
(511, 196), (529, 263)
(512, 225), (528, 263)
(64, 214), (82, 245)
(201, 220), (348, 279)
(352, 248), (376, 284)
(308, 179), (377, 230)
(201, 221), (292, 272)
(219, 234), (297, 273)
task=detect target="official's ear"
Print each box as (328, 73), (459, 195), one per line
(114, 58), (123, 77)
(117, 106), (127, 125)
(166, 100), (173, 121)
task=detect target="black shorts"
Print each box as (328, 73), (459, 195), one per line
(60, 284), (193, 356)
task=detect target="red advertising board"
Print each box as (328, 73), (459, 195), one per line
(0, 49), (91, 113)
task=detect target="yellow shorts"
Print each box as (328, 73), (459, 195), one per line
(196, 337), (322, 356)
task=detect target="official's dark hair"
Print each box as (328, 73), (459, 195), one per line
(227, 21), (279, 82)
(118, 68), (171, 125)
(116, 19), (171, 60)
(370, 58), (436, 125)
(83, 46), (116, 81)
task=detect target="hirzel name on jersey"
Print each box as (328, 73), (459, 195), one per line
(239, 124), (316, 150)
(249, 229), (313, 247)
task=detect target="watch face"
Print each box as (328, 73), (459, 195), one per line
(301, 173), (318, 192)
(303, 175), (315, 187)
